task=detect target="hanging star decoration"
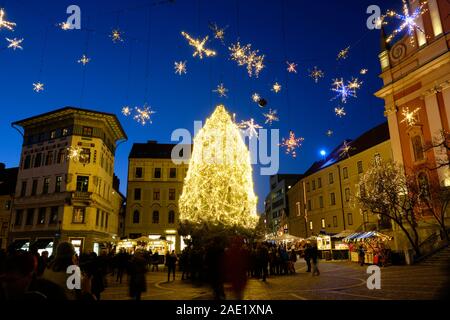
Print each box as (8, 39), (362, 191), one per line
(385, 0), (428, 46)
(0, 8), (16, 31)
(337, 46), (350, 60)
(360, 69), (368, 75)
(331, 78), (361, 103)
(134, 105), (156, 126)
(309, 66), (324, 83)
(286, 61), (298, 74)
(174, 61), (187, 75)
(263, 109), (279, 125)
(209, 22), (228, 43)
(33, 82), (44, 93)
(239, 118), (263, 138)
(78, 54), (91, 66)
(272, 82), (282, 93)
(339, 141), (353, 159)
(229, 42), (265, 77)
(252, 93), (261, 103)
(213, 83), (228, 98)
(6, 37), (23, 50)
(400, 106), (421, 127)
(181, 31), (216, 59)
(121, 106), (132, 117)
(66, 146), (88, 163)
(280, 130), (304, 158)
(326, 130), (334, 137)
(335, 107), (346, 118)
(110, 29), (124, 43)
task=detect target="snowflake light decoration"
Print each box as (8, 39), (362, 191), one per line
(174, 61), (187, 75)
(360, 69), (368, 75)
(326, 129), (334, 137)
(337, 46), (350, 60)
(110, 29), (124, 43)
(239, 118), (263, 138)
(66, 146), (88, 163)
(335, 107), (346, 118)
(58, 22), (71, 30)
(309, 66), (324, 83)
(263, 109), (279, 125)
(229, 42), (265, 77)
(280, 130), (304, 158)
(0, 8), (16, 31)
(348, 77), (363, 90)
(252, 93), (261, 103)
(6, 37), (23, 50)
(331, 78), (361, 103)
(209, 22), (228, 43)
(286, 61), (298, 74)
(134, 105), (156, 126)
(339, 141), (353, 159)
(400, 107), (421, 127)
(121, 106), (132, 116)
(272, 82), (282, 94)
(33, 82), (44, 93)
(181, 31), (216, 59)
(78, 54), (91, 66)
(213, 83), (228, 98)
(385, 0), (428, 46)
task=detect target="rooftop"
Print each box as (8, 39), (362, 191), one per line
(0, 165), (19, 196)
(129, 141), (191, 160)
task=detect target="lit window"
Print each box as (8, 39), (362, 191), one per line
(343, 167), (348, 179)
(348, 213), (353, 225)
(76, 176), (89, 192)
(72, 207), (85, 224)
(321, 218), (326, 228)
(357, 161), (363, 174)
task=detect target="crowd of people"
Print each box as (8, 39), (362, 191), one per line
(0, 238), (321, 301)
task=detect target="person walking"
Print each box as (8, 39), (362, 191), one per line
(304, 243), (312, 273)
(358, 245), (365, 266)
(128, 251), (148, 301)
(166, 250), (178, 282)
(311, 244), (320, 276)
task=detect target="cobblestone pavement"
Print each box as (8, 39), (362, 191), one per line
(102, 260), (449, 300)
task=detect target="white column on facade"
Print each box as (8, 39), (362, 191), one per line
(424, 93), (449, 184)
(427, 0), (443, 37)
(386, 107), (405, 167)
(409, 0), (427, 46)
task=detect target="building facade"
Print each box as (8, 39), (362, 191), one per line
(9, 107), (127, 255)
(287, 123), (393, 238)
(0, 164), (18, 250)
(374, 0), (450, 248)
(264, 174), (303, 236)
(125, 141), (189, 253)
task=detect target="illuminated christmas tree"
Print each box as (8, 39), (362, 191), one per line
(179, 105), (258, 230)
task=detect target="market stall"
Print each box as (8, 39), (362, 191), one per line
(343, 231), (392, 266)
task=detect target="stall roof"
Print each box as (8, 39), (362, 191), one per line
(332, 230), (356, 239)
(343, 231), (392, 242)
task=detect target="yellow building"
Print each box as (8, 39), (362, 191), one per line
(287, 123), (393, 238)
(0, 165), (18, 250)
(9, 107), (127, 255)
(125, 141), (190, 253)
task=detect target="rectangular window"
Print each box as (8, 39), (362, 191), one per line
(321, 218), (326, 229)
(348, 213), (353, 226)
(296, 202), (301, 216)
(319, 196), (324, 208)
(168, 211), (175, 224)
(343, 167), (349, 179)
(20, 181), (27, 197)
(312, 180), (316, 191)
(37, 208), (46, 225)
(62, 128), (69, 137)
(96, 209), (100, 226)
(309, 221), (313, 230)
(81, 148), (91, 164)
(154, 168), (162, 179)
(50, 130), (57, 139)
(43, 178), (50, 195)
(45, 151), (53, 166)
(31, 180), (38, 196)
(5, 200), (11, 210)
(345, 188), (351, 202)
(169, 189), (176, 201)
(357, 161), (363, 174)
(26, 209), (34, 226)
(15, 210), (23, 226)
(76, 176), (89, 192)
(82, 127), (93, 137)
(307, 199), (312, 211)
(153, 190), (160, 201)
(170, 168), (177, 179)
(306, 182), (310, 192)
(134, 188), (141, 201)
(318, 178), (322, 189)
(329, 172), (334, 184)
(101, 211), (104, 227)
(49, 207), (59, 225)
(105, 213), (109, 229)
(24, 155), (31, 169)
(34, 153), (42, 168)
(57, 149), (65, 164)
(152, 211), (160, 224)
(135, 167), (143, 179)
(72, 207), (85, 224)
(412, 135), (425, 161)
(55, 176), (62, 193)
(333, 216), (338, 228)
(330, 193), (336, 206)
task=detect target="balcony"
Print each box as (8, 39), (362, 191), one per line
(71, 191), (93, 202)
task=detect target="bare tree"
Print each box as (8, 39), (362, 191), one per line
(354, 159), (423, 257)
(423, 130), (450, 170)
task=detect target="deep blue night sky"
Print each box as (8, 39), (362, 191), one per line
(0, 0), (399, 212)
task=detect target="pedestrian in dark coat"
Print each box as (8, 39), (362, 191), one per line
(311, 245), (320, 276)
(304, 244), (312, 273)
(166, 250), (178, 282)
(128, 251), (148, 301)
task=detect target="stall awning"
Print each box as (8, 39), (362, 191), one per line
(32, 238), (53, 250)
(343, 231), (392, 242)
(332, 230), (356, 239)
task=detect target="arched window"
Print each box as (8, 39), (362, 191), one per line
(412, 135), (424, 162)
(418, 172), (430, 200)
(133, 210), (140, 224)
(168, 210), (175, 224)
